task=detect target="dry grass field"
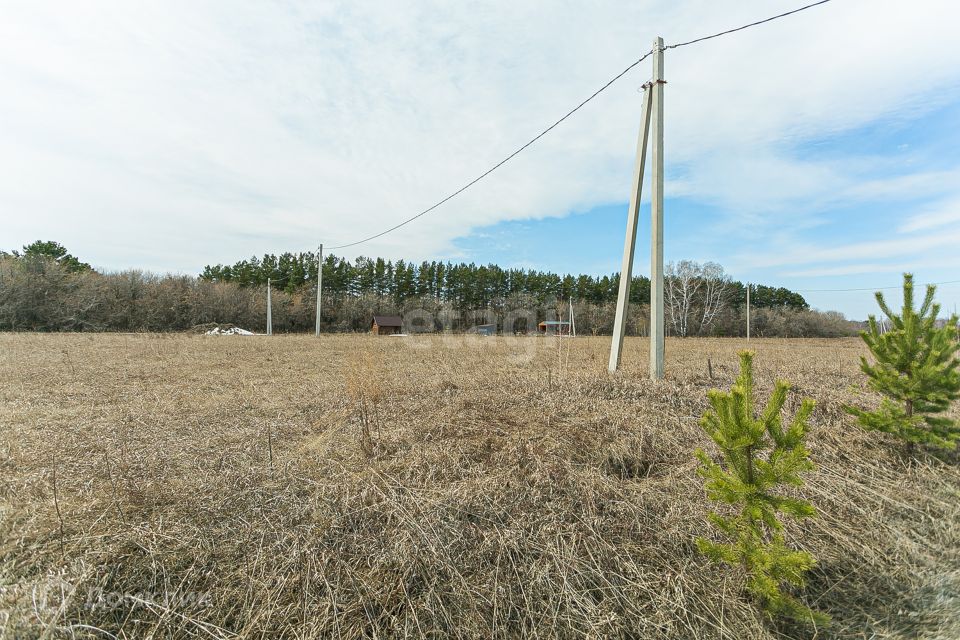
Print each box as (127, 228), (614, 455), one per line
(1, 333), (958, 639)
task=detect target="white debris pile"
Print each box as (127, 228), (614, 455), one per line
(205, 326), (255, 336)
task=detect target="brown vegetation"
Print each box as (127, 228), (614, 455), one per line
(0, 256), (854, 337)
(1, 334), (957, 638)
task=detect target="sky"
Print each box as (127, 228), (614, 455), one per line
(2, 0), (960, 319)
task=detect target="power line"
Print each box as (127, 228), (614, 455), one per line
(796, 279), (960, 293)
(665, 0), (834, 50)
(326, 50), (654, 250)
(327, 0), (837, 250)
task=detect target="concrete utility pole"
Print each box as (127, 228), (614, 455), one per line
(267, 278), (273, 336)
(746, 283), (751, 341)
(569, 298), (576, 337)
(608, 82), (652, 373)
(609, 36), (664, 378)
(315, 244), (323, 337)
(649, 37), (665, 380)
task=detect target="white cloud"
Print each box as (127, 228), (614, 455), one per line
(784, 263), (919, 278)
(738, 228), (960, 269)
(1, 0), (960, 274)
(899, 197), (960, 233)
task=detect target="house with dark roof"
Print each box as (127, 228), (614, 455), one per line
(371, 315), (403, 335)
(537, 320), (571, 336)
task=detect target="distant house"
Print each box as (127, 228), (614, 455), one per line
(538, 320), (571, 336)
(371, 315), (403, 335)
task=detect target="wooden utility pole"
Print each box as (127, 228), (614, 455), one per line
(746, 283), (751, 341)
(267, 278), (273, 336)
(315, 244), (323, 337)
(608, 37), (664, 378)
(649, 37), (665, 380)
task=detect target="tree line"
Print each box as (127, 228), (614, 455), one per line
(0, 241), (853, 336)
(200, 251), (809, 311)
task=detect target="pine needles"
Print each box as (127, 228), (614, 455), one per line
(695, 350), (827, 625)
(845, 273), (960, 449)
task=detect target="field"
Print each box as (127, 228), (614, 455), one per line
(1, 333), (958, 639)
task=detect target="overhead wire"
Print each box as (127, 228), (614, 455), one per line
(664, 0), (834, 50)
(326, 50), (654, 249)
(326, 0), (837, 250)
(795, 279), (960, 293)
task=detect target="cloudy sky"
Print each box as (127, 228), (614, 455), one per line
(2, 0), (959, 318)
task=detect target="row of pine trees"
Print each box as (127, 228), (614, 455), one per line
(200, 251), (809, 310)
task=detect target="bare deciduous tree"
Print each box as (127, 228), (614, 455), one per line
(665, 260), (729, 337)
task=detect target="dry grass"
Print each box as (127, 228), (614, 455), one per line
(0, 333), (958, 639)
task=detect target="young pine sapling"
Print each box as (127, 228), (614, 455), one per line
(696, 351), (826, 624)
(845, 273), (960, 449)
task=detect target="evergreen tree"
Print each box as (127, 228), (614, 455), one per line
(196, 249), (810, 333)
(696, 351), (825, 624)
(845, 273), (960, 449)
(18, 240), (92, 272)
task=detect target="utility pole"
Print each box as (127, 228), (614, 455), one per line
(649, 36), (665, 380)
(315, 244), (323, 337)
(569, 298), (576, 337)
(608, 40), (656, 374)
(267, 278), (273, 336)
(746, 283), (751, 341)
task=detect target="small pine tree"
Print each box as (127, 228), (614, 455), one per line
(845, 273), (960, 450)
(695, 351), (826, 624)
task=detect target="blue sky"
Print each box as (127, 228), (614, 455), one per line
(457, 99), (960, 317)
(2, 1), (960, 319)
